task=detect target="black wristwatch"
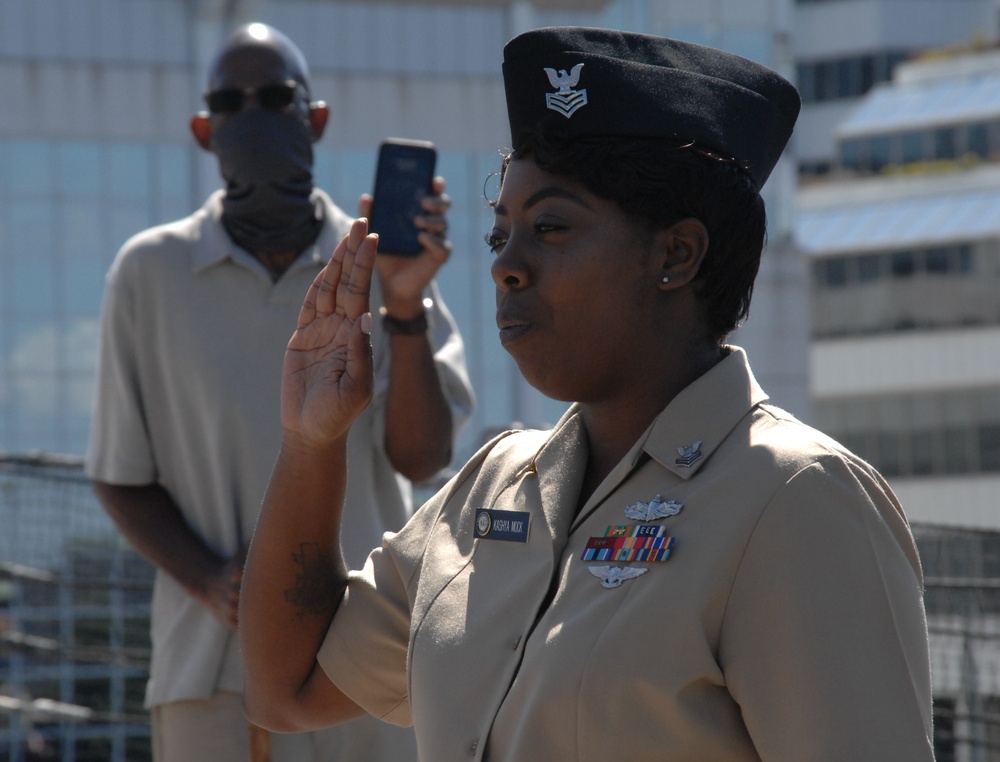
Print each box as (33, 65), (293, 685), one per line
(380, 307), (429, 335)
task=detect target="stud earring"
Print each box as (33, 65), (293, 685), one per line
(661, 276), (670, 284)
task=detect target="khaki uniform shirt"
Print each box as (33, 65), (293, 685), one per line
(85, 189), (474, 711)
(319, 347), (933, 761)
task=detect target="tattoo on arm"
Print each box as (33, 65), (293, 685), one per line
(284, 543), (339, 616)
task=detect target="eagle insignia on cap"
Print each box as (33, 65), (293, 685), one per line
(544, 63), (588, 118)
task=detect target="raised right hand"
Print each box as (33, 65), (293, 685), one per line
(281, 218), (377, 445)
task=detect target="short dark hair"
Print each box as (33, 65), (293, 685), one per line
(507, 130), (767, 341)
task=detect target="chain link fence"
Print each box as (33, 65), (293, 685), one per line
(0, 454), (154, 762)
(3, 454), (1000, 760)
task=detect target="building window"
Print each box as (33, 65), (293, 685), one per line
(818, 257), (849, 287)
(870, 135), (892, 171)
(901, 131), (925, 164)
(811, 241), (997, 338)
(816, 387), (1000, 478)
(932, 697), (956, 761)
(934, 127), (958, 161)
(891, 249), (916, 277)
(967, 122), (989, 158)
(858, 253), (882, 282)
(840, 138), (862, 171)
(797, 50), (911, 104)
(838, 118), (1000, 173)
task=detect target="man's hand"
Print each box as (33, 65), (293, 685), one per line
(360, 176), (452, 317)
(281, 218), (377, 445)
(92, 481), (252, 633)
(196, 551), (245, 631)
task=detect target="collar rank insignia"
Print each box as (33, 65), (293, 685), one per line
(675, 440), (703, 468)
(589, 565), (647, 589)
(625, 494), (683, 521)
(544, 63), (588, 118)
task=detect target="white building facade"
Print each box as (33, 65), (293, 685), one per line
(0, 0), (806, 459)
(797, 48), (1000, 761)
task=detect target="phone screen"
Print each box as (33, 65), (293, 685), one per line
(369, 139), (437, 256)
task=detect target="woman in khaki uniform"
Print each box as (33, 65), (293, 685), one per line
(240, 27), (935, 761)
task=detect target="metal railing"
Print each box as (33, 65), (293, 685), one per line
(4, 453), (1000, 760)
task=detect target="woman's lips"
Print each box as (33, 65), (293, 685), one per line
(496, 312), (533, 344)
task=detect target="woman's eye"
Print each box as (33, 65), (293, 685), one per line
(485, 232), (507, 254)
(485, 223), (564, 254)
(535, 223), (564, 236)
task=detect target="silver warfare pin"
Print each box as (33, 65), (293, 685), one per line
(624, 495), (683, 521)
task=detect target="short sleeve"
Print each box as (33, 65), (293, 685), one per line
(316, 481), (457, 728)
(317, 541), (415, 726)
(720, 457), (934, 761)
(85, 252), (157, 485)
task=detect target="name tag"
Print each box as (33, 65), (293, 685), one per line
(475, 508), (531, 543)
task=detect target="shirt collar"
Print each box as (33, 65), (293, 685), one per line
(559, 346), (768, 524)
(191, 189), (334, 276)
(637, 345), (768, 480)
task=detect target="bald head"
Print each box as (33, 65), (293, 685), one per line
(208, 23), (311, 95)
(191, 22), (329, 152)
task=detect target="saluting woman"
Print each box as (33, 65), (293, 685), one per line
(240, 27), (934, 762)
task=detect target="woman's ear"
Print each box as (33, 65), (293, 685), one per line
(653, 218), (709, 290)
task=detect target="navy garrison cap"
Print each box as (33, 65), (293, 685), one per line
(502, 27), (801, 189)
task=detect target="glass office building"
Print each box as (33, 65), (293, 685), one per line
(0, 0), (799, 464)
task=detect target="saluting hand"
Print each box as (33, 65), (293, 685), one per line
(281, 218), (377, 445)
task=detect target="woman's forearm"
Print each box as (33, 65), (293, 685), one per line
(240, 433), (362, 731)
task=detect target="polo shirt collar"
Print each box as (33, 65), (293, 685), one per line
(638, 345), (767, 480)
(191, 189), (332, 276)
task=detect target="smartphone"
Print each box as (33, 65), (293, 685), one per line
(368, 138), (437, 256)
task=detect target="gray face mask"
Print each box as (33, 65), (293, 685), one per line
(212, 109), (322, 255)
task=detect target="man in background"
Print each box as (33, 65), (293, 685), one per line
(85, 22), (473, 762)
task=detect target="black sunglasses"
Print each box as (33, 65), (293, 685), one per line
(203, 80), (304, 115)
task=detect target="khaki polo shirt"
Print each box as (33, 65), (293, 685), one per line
(86, 189), (474, 708)
(319, 347), (933, 761)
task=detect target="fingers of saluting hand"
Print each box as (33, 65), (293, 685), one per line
(325, 218), (376, 319)
(299, 218), (377, 329)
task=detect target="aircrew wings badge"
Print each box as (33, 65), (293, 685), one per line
(588, 565), (647, 589)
